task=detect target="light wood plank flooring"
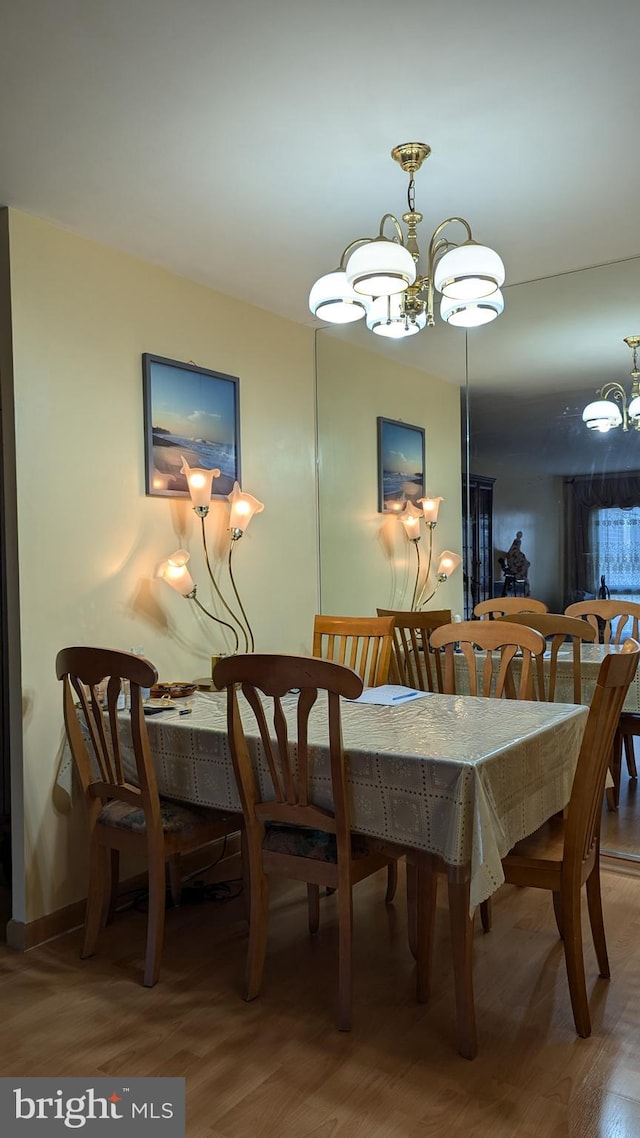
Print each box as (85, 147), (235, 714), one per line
(1, 863), (640, 1137)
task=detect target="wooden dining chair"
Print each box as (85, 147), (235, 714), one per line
(212, 652), (400, 1031)
(565, 600), (640, 802)
(56, 646), (240, 987)
(498, 639), (640, 1037)
(474, 596), (549, 620)
(313, 614), (397, 904)
(495, 611), (597, 703)
(376, 608), (451, 691)
(564, 599), (640, 645)
(429, 619), (546, 700)
(313, 614), (394, 688)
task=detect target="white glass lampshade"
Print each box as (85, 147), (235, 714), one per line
(582, 399), (622, 432)
(628, 395), (640, 420)
(419, 495), (443, 524)
(158, 549), (196, 596)
(308, 270), (368, 324)
(227, 481), (264, 534)
(437, 550), (462, 578)
(440, 289), (504, 328)
(366, 294), (426, 338)
(399, 502), (423, 539)
(181, 456), (220, 509)
(434, 242), (505, 300)
(346, 238), (416, 297)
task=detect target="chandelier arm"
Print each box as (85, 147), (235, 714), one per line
(377, 213), (405, 243)
(414, 525), (435, 610)
(199, 514), (248, 635)
(599, 382), (629, 431)
(227, 538), (252, 653)
(409, 540), (422, 611)
(190, 595), (240, 654)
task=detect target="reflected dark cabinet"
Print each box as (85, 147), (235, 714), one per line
(463, 475), (495, 619)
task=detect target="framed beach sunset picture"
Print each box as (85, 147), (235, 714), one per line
(142, 354), (240, 498)
(377, 416), (425, 513)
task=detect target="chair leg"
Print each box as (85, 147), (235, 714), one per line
(245, 867), (270, 1002)
(143, 848), (167, 988)
(586, 865), (610, 979)
(385, 860), (398, 903)
(167, 855), (182, 908)
(307, 884), (320, 934)
(336, 881), (354, 1031)
(106, 849), (120, 925)
(561, 887), (591, 1038)
(624, 734), (638, 779)
(81, 834), (109, 960)
(447, 873), (478, 1060)
(480, 899), (492, 932)
(406, 859), (417, 960)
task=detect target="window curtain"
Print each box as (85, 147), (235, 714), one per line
(563, 472), (640, 603)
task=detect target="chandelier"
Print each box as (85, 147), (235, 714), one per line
(582, 336), (640, 432)
(309, 143), (505, 339)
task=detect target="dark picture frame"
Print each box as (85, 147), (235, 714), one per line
(377, 416), (426, 513)
(142, 353), (240, 498)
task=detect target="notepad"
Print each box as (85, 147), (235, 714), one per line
(348, 685), (430, 705)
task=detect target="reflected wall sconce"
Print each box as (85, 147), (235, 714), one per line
(398, 496), (460, 609)
(582, 336), (640, 433)
(309, 142), (505, 338)
(157, 457), (264, 653)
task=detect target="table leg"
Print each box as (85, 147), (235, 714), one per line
(447, 867), (477, 1060)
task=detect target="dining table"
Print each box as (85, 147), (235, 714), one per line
(136, 685), (588, 1059)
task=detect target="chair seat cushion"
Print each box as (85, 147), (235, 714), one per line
(98, 798), (237, 837)
(263, 822), (371, 862)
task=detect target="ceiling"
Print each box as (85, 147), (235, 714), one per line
(1, 0), (639, 469)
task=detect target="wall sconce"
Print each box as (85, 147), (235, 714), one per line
(398, 496), (460, 609)
(158, 458), (264, 653)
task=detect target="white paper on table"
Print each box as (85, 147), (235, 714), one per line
(347, 685), (431, 705)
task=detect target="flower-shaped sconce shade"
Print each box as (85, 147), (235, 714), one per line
(181, 456), (221, 512)
(157, 549), (196, 596)
(437, 550), (462, 579)
(227, 481), (265, 535)
(419, 495), (443, 526)
(399, 501), (423, 541)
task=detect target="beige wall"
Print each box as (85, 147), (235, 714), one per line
(317, 332), (464, 617)
(8, 210), (318, 922)
(6, 211), (464, 924)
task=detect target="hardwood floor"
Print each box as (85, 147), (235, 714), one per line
(602, 761), (640, 860)
(1, 863), (640, 1137)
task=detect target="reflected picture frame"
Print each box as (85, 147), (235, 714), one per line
(142, 353), (240, 498)
(377, 416), (426, 513)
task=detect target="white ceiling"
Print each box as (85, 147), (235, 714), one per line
(1, 0), (640, 470)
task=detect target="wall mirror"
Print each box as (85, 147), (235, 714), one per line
(467, 256), (640, 863)
(316, 258), (640, 864)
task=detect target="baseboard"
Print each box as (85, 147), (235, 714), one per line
(5, 837), (242, 951)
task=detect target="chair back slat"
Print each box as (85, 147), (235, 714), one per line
(376, 609), (451, 691)
(56, 646), (159, 812)
(474, 597), (549, 620)
(430, 620), (545, 700)
(313, 615), (394, 688)
(565, 600), (640, 646)
(563, 641), (640, 871)
(496, 612), (597, 703)
(215, 653), (363, 844)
